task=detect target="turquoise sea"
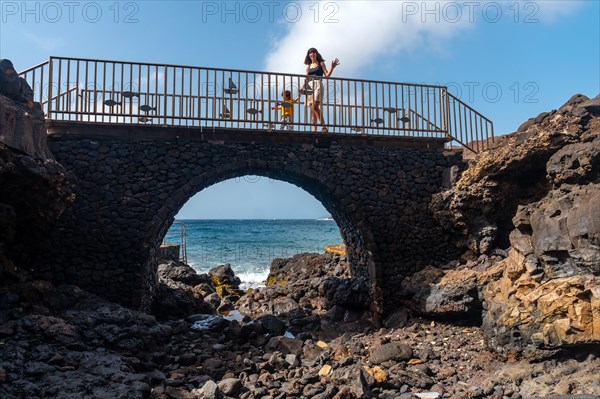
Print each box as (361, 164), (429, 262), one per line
(164, 219), (343, 289)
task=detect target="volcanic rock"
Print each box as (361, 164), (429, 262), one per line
(430, 93), (599, 256)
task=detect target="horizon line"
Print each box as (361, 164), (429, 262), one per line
(173, 217), (333, 221)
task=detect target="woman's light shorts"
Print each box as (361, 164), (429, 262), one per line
(306, 79), (323, 105)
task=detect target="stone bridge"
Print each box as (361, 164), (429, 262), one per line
(36, 124), (461, 311)
(16, 56), (492, 312)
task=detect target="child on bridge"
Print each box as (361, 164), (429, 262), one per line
(272, 90), (299, 131)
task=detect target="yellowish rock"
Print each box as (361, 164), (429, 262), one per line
(483, 256), (600, 348)
(316, 341), (328, 349)
(363, 366), (387, 383)
(408, 358), (424, 365)
(318, 364), (332, 377)
(324, 244), (346, 256)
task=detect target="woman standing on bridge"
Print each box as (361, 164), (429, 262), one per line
(303, 48), (340, 132)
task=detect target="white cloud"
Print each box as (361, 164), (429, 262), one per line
(264, 1), (474, 77)
(264, 0), (586, 77)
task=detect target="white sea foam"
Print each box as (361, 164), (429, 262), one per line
(238, 269), (270, 290)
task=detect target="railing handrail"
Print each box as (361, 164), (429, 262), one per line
(447, 92), (494, 125)
(38, 55), (449, 91)
(17, 60), (49, 76)
(163, 222), (187, 263)
(445, 91), (495, 153)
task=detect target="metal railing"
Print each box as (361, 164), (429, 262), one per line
(162, 222), (187, 264)
(19, 56), (494, 152)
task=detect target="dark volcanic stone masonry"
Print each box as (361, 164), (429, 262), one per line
(42, 135), (462, 311)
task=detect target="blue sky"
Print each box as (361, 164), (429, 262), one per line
(2, 0), (598, 219)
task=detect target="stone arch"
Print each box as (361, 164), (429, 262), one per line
(151, 166), (378, 286)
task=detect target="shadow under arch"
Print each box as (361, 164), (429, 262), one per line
(152, 166), (379, 293)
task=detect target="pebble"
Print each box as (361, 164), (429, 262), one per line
(415, 392), (440, 399)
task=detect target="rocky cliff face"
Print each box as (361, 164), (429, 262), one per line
(431, 94), (599, 257)
(0, 94), (73, 283)
(420, 94), (600, 358)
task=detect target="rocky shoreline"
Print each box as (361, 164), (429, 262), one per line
(1, 253), (599, 398)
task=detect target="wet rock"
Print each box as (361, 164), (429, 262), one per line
(187, 314), (229, 332)
(209, 264), (241, 288)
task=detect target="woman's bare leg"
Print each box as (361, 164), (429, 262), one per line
(312, 101), (322, 130)
(319, 108), (326, 128)
(310, 102), (321, 131)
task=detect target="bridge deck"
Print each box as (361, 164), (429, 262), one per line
(48, 121), (448, 149)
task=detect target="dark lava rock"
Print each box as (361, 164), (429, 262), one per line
(209, 264), (241, 288)
(256, 314), (286, 336)
(158, 261), (209, 287)
(369, 342), (413, 364)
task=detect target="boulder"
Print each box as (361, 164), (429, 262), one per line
(158, 261), (209, 287)
(256, 314), (286, 336)
(237, 252), (375, 333)
(152, 281), (215, 321)
(369, 342), (413, 364)
(267, 252), (351, 285)
(399, 265), (483, 320)
(209, 264), (241, 287)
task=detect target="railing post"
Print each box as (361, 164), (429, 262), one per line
(163, 65), (168, 126)
(442, 87), (450, 138)
(47, 57), (54, 120)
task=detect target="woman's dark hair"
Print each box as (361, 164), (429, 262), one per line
(304, 47), (324, 65)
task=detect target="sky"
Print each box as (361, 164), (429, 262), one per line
(1, 0), (598, 219)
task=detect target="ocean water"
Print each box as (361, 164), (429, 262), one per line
(164, 219), (343, 289)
